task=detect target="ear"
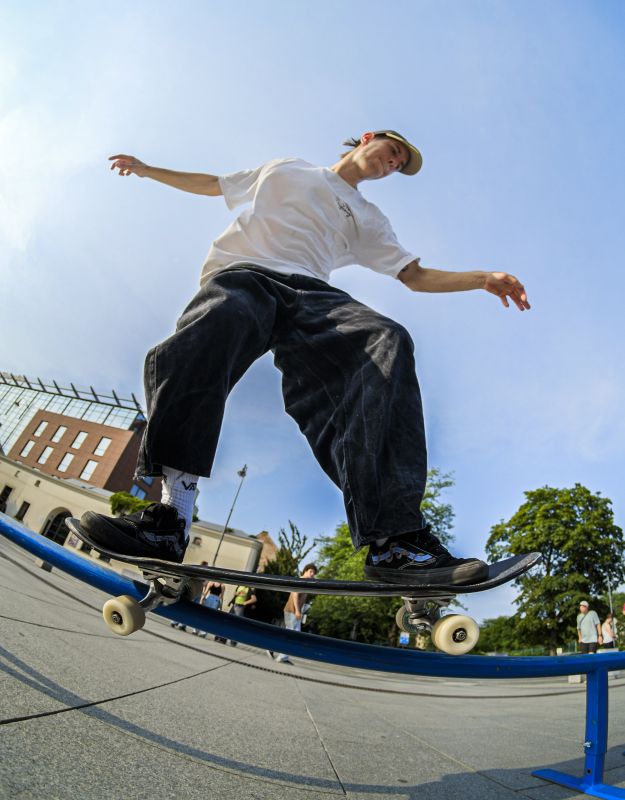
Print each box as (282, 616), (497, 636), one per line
(360, 131), (376, 145)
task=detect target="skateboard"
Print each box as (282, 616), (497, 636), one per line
(65, 518), (540, 655)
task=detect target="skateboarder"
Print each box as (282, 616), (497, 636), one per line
(81, 130), (530, 586)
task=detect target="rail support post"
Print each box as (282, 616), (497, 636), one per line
(534, 667), (625, 799)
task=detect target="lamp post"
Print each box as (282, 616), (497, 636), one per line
(211, 465), (248, 566)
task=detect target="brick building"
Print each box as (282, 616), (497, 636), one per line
(0, 371), (159, 502)
(0, 371), (279, 575)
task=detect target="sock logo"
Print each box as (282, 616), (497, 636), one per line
(182, 481), (197, 491)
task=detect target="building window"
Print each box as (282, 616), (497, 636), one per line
(129, 484), (146, 500)
(41, 511), (71, 545)
(15, 501), (30, 522)
(34, 421), (48, 437)
(0, 485), (13, 512)
(70, 431), (88, 450)
(20, 440), (36, 458)
(80, 460), (98, 481)
(93, 436), (112, 456)
(51, 425), (68, 443)
(57, 453), (74, 473)
(82, 405), (110, 424)
(37, 446), (54, 465)
(1, 485), (14, 503)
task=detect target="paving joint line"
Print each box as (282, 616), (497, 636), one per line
(0, 661), (232, 726)
(295, 678), (348, 796)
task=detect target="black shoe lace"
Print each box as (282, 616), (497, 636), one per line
(416, 528), (450, 557)
(139, 503), (180, 530)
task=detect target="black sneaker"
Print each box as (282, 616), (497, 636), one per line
(80, 503), (188, 563)
(364, 528), (488, 586)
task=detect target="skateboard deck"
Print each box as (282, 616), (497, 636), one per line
(66, 518), (539, 597)
(66, 517), (540, 655)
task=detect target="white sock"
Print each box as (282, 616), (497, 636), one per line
(375, 537), (389, 547)
(161, 467), (199, 533)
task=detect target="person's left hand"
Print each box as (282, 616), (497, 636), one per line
(484, 272), (531, 311)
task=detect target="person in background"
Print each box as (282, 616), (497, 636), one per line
(601, 612), (617, 649)
(196, 579), (225, 639)
(577, 600), (602, 654)
(271, 563), (318, 664)
(191, 580), (226, 641)
(228, 585), (257, 647)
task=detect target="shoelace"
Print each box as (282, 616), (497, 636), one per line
(139, 503), (178, 527)
(413, 530), (450, 557)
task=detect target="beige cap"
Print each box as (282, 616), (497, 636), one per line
(373, 129), (423, 175)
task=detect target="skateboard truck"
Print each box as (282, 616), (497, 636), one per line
(397, 595), (480, 655)
(102, 571), (202, 636)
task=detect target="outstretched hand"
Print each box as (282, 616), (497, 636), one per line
(109, 154), (149, 177)
(484, 272), (531, 311)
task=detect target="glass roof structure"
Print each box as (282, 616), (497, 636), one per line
(0, 372), (145, 456)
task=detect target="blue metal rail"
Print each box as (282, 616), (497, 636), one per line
(2, 515), (624, 799)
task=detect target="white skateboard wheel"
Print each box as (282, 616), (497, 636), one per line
(431, 614), (479, 655)
(395, 606), (430, 635)
(102, 595), (146, 636)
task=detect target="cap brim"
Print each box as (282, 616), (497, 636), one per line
(381, 131), (423, 175)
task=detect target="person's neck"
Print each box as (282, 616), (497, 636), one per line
(330, 156), (362, 189)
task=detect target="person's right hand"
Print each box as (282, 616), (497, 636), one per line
(109, 154), (150, 177)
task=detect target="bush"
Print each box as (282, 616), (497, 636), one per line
(110, 491), (152, 516)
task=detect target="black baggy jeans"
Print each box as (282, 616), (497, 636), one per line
(137, 266), (427, 548)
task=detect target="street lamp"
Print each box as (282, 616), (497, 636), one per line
(211, 465), (248, 566)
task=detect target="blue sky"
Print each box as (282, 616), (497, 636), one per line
(2, 1), (624, 622)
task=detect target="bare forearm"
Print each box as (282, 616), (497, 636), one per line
(399, 262), (486, 293)
(109, 155), (221, 196)
(142, 166), (222, 196)
(399, 260), (530, 311)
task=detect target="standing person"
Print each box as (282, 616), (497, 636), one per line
(202, 580), (225, 610)
(171, 560), (213, 634)
(187, 561), (212, 636)
(272, 563), (318, 664)
(577, 600), (603, 654)
(601, 612), (617, 649)
(197, 579), (225, 640)
(81, 130), (531, 585)
(228, 585), (257, 647)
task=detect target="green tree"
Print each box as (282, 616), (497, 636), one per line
(110, 491), (198, 520)
(474, 615), (519, 654)
(421, 467), (455, 547)
(308, 521), (398, 644)
(109, 491), (151, 516)
(253, 521), (314, 624)
(486, 484), (624, 654)
(308, 468), (457, 645)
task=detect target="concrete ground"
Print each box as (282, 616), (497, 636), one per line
(1, 534), (625, 800)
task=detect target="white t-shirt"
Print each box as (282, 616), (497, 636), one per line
(199, 158), (417, 286)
